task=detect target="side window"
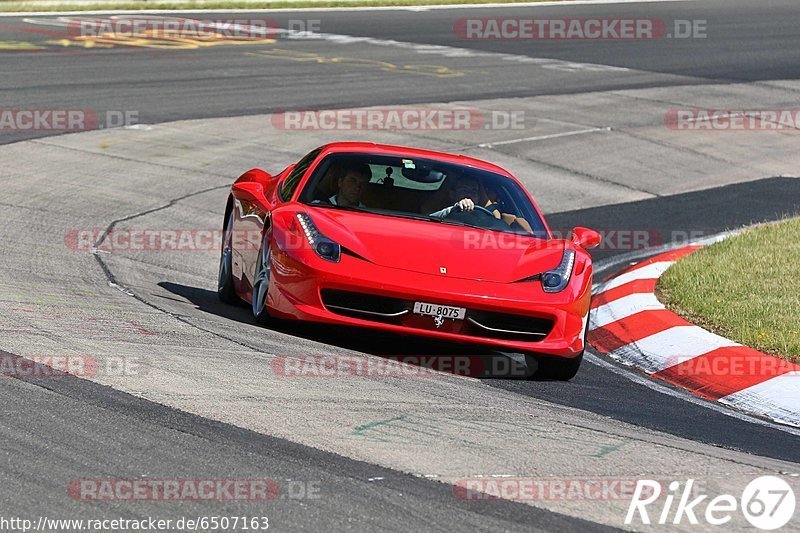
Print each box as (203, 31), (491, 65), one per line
(280, 149), (321, 201)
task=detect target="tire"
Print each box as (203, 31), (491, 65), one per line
(527, 315), (589, 381)
(251, 236), (272, 325)
(217, 208), (239, 304)
(533, 352), (583, 381)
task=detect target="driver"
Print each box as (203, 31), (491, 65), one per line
(429, 175), (489, 218)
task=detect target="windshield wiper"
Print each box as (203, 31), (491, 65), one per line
(389, 212), (446, 223)
(438, 218), (489, 231)
(391, 213), (489, 231)
(307, 203), (372, 214)
(308, 204), (442, 222)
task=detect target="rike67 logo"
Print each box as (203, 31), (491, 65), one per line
(626, 476), (795, 530)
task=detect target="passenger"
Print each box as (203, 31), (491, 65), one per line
(323, 163), (372, 207)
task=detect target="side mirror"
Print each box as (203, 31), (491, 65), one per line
(232, 181), (267, 204)
(571, 227), (602, 249)
(238, 168), (273, 183)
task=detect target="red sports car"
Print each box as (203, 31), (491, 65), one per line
(218, 142), (600, 379)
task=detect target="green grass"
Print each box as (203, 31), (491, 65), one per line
(0, 0), (562, 11)
(657, 218), (800, 363)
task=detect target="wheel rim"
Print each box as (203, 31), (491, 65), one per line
(252, 242), (271, 317)
(218, 210), (234, 291)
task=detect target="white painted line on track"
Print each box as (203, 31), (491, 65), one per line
(0, 0), (700, 17)
(610, 325), (740, 374)
(590, 292), (663, 329)
(478, 127), (610, 148)
(20, 14), (630, 73)
(720, 372), (800, 428)
(297, 33), (628, 71)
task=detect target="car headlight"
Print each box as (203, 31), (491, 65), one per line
(541, 250), (575, 293)
(296, 213), (341, 263)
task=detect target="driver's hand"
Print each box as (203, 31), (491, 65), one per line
(455, 198), (475, 212)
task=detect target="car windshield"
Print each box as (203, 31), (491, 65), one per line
(298, 152), (548, 238)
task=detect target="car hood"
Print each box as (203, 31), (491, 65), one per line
(307, 208), (564, 284)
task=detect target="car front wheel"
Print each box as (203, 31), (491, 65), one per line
(252, 238), (272, 325)
(218, 209), (239, 304)
(533, 353), (583, 381)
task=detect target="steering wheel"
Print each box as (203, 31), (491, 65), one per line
(445, 204), (510, 231)
(447, 204), (496, 218)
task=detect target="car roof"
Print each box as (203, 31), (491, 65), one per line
(317, 142), (516, 179)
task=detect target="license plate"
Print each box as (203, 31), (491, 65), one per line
(413, 302), (466, 320)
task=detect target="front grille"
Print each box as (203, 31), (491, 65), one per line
(466, 310), (553, 340)
(320, 289), (552, 342)
(320, 289), (409, 321)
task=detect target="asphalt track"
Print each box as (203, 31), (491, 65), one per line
(2, 0), (800, 531)
(2, 0), (800, 143)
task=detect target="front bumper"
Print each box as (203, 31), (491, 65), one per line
(266, 245), (591, 358)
